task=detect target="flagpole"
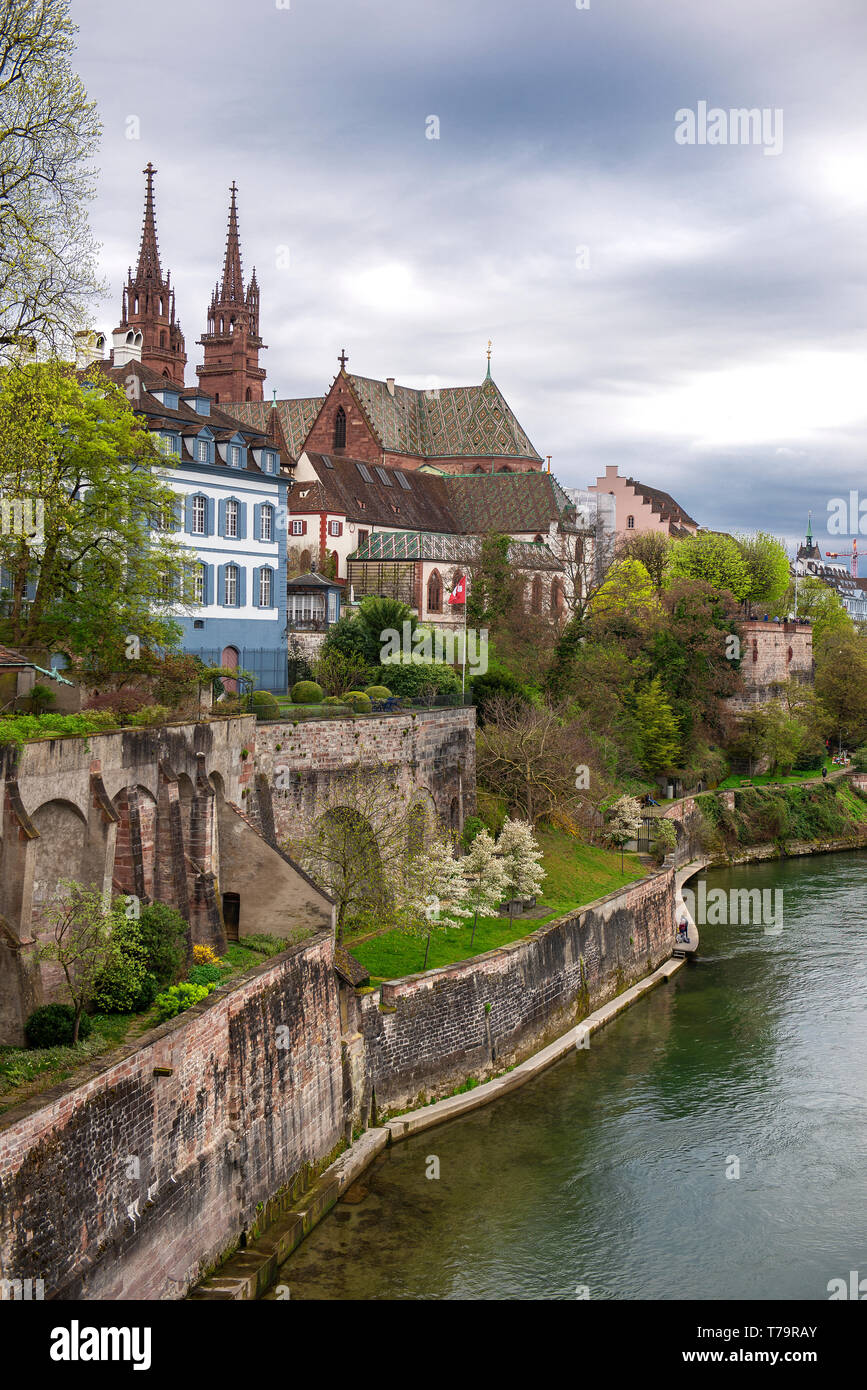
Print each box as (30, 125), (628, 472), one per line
(462, 576), (468, 698)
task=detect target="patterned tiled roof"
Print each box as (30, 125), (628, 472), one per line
(224, 372), (541, 463)
(0, 643), (31, 666)
(445, 473), (578, 534)
(227, 397), (323, 460)
(352, 530), (563, 570)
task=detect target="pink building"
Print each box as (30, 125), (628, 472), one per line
(589, 465), (698, 543)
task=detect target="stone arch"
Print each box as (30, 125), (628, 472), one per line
(315, 805), (385, 933)
(29, 800), (89, 1000)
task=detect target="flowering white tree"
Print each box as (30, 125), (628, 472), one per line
(496, 818), (546, 928)
(401, 836), (472, 969)
(606, 794), (644, 871)
(462, 827), (508, 945)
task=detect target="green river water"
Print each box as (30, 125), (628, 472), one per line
(267, 851), (867, 1301)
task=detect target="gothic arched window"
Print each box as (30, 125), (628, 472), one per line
(530, 575), (543, 614)
(550, 578), (565, 615)
(245, 387), (252, 401)
(334, 406), (347, 449)
(627, 515), (635, 529)
(427, 570), (443, 613)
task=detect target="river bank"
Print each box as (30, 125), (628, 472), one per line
(260, 847), (867, 1301)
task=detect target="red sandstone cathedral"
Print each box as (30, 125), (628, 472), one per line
(109, 164), (544, 474)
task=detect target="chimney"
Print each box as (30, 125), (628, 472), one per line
(386, 377), (395, 396)
(112, 327), (143, 367)
(74, 329), (107, 370)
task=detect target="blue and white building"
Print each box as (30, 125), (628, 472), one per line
(98, 351), (290, 693)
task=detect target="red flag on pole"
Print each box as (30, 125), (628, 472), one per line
(448, 574), (466, 605)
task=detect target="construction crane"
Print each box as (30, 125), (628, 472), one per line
(825, 538), (859, 577)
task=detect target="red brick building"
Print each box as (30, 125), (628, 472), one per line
(229, 352), (544, 474)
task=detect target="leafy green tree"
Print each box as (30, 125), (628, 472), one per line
(736, 532), (790, 609)
(633, 676), (681, 775)
(814, 629), (867, 751)
(0, 0), (103, 356)
(0, 360), (193, 667)
(37, 880), (124, 1043)
(668, 532), (750, 602)
(466, 533), (522, 628)
(617, 531), (671, 591)
(792, 576), (851, 644)
(593, 558), (656, 621)
(647, 579), (742, 748)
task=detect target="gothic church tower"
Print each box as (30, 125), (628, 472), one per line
(196, 183), (266, 403)
(115, 163), (187, 385)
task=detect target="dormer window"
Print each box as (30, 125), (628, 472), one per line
(230, 445), (241, 467)
(157, 433), (180, 457)
(196, 439), (209, 462)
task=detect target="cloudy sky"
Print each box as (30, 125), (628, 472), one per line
(73, 0), (867, 555)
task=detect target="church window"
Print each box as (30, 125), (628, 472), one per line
(224, 564), (238, 606)
(160, 331), (166, 347)
(246, 388), (252, 401)
(530, 575), (543, 614)
(551, 579), (565, 615)
(192, 496), (207, 535)
(334, 407), (347, 449)
(427, 570), (443, 613)
(225, 499), (239, 539)
(627, 515), (635, 528)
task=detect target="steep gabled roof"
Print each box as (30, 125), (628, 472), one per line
(625, 478), (697, 529)
(296, 453), (457, 529)
(227, 397), (324, 459)
(223, 371), (542, 464)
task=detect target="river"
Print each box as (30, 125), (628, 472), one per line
(267, 851), (867, 1300)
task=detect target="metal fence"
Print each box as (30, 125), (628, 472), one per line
(196, 647), (286, 695)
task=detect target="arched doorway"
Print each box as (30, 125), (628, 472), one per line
(221, 646), (239, 694)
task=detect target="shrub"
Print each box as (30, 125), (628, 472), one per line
(188, 963), (223, 986)
(125, 704), (170, 727)
(84, 689), (149, 720)
(29, 682), (56, 715)
(192, 943), (221, 966)
(0, 711), (118, 749)
(314, 648), (372, 697)
(291, 680), (324, 705)
(381, 661), (461, 700)
(153, 981), (217, 1020)
(852, 746), (867, 772)
(462, 815), (486, 851)
(251, 689), (280, 719)
(343, 690), (372, 713)
(92, 917), (151, 1013)
(322, 695), (347, 707)
(364, 685), (392, 700)
(139, 903), (189, 988)
(25, 1004), (92, 1049)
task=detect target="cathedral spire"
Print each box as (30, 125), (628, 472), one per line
(114, 163), (186, 386)
(135, 162), (162, 284)
(220, 182), (245, 303)
(197, 181), (266, 402)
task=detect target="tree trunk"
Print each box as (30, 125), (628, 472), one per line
(471, 907), (479, 945)
(423, 929), (432, 970)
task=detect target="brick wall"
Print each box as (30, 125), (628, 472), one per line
(359, 869), (676, 1114)
(0, 931), (344, 1300)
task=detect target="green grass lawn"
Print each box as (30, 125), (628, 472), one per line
(346, 829), (645, 981)
(717, 766), (832, 789)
